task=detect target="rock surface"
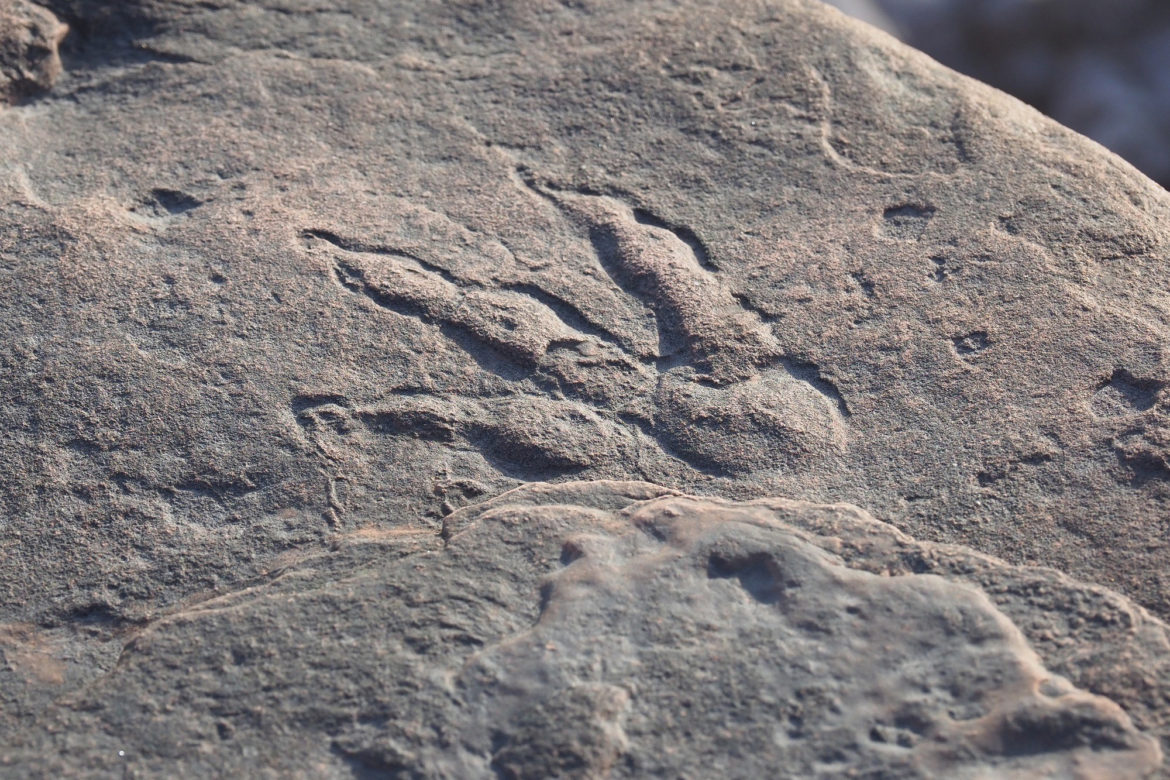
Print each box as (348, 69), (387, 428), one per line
(1, 0), (1170, 775)
(3, 482), (1167, 776)
(0, 0), (65, 104)
(830, 0), (1170, 187)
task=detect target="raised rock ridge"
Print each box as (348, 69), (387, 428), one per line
(3, 482), (1167, 776)
(1, 0), (1169, 775)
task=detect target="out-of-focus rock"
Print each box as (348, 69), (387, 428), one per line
(822, 0), (900, 34)
(0, 1), (65, 104)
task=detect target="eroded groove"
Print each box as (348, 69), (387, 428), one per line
(330, 258), (529, 381)
(780, 358), (852, 417)
(40, 601), (149, 633)
(731, 290), (781, 323)
(354, 409), (457, 443)
(976, 453), (1052, 487)
(168, 476), (262, 504)
(332, 258), (430, 321)
(303, 228), (461, 285)
(291, 393), (352, 414)
(501, 281), (630, 351)
(584, 224), (688, 359)
(631, 207), (717, 271)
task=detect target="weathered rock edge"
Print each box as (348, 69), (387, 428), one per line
(3, 481), (1165, 777)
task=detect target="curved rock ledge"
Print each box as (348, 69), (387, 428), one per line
(3, 481), (1165, 776)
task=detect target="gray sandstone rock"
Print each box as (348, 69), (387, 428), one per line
(3, 482), (1167, 777)
(1, 0), (1169, 775)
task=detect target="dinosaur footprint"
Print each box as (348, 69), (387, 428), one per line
(298, 175), (847, 481)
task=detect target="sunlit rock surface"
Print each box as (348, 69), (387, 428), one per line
(2, 0), (1170, 775)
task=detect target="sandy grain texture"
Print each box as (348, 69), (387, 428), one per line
(3, 483), (1167, 777)
(1, 0), (1169, 775)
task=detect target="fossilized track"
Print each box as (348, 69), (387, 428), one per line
(298, 173), (849, 482)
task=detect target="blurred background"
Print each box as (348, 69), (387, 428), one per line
(826, 0), (1170, 189)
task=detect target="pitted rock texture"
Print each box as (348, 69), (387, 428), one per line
(2, 482), (1165, 777)
(2, 0), (1170, 774)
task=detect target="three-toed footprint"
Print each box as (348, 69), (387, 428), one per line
(297, 171), (847, 482)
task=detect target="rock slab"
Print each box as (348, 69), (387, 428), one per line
(1, 0), (1170, 775)
(3, 482), (1167, 777)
